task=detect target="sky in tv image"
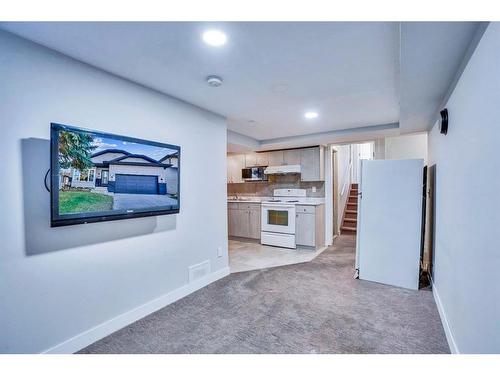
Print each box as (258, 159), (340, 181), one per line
(92, 135), (178, 161)
(58, 129), (179, 216)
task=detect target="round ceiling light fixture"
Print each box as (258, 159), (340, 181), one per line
(202, 29), (227, 46)
(304, 111), (319, 119)
(206, 75), (223, 87)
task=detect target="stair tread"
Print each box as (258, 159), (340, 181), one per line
(344, 218), (357, 222)
(341, 226), (357, 232)
(345, 210), (357, 214)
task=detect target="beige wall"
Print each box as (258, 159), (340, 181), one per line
(385, 133), (428, 164)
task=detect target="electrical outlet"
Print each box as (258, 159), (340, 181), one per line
(217, 246), (223, 258)
(312, 186), (317, 193)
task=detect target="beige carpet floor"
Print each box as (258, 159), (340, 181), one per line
(78, 235), (449, 354)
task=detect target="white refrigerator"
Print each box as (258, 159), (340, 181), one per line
(355, 159), (424, 290)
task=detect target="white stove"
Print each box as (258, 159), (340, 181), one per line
(260, 189), (306, 249)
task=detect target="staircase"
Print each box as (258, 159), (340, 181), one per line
(341, 183), (358, 235)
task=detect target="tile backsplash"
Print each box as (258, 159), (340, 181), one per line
(227, 175), (325, 197)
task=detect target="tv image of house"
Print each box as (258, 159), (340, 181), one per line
(66, 149), (178, 194)
(59, 145), (179, 215)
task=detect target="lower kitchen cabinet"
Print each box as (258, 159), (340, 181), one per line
(295, 204), (325, 249)
(248, 209), (261, 239)
(229, 207), (249, 237)
(228, 202), (324, 248)
(228, 202), (261, 239)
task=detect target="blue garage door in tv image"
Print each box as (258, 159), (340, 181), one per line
(51, 123), (180, 227)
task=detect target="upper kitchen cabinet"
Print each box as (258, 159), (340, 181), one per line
(300, 146), (325, 181)
(227, 153), (245, 183)
(267, 150), (284, 166)
(245, 153), (257, 167)
(283, 149), (301, 165)
(255, 153), (269, 166)
(245, 152), (268, 167)
(229, 146), (324, 182)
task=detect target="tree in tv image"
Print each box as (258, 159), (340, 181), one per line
(57, 129), (179, 215)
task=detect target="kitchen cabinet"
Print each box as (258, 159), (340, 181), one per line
(267, 151), (284, 166)
(248, 209), (261, 239)
(300, 146), (324, 181)
(245, 153), (257, 167)
(283, 149), (301, 165)
(228, 204), (242, 237)
(255, 153), (269, 166)
(295, 204), (325, 249)
(228, 202), (261, 239)
(228, 145), (324, 182)
(233, 209), (250, 238)
(227, 154), (245, 183)
(245, 153), (268, 167)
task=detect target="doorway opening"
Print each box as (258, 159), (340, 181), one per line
(329, 142), (374, 241)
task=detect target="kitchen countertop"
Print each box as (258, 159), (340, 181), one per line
(227, 196), (325, 206)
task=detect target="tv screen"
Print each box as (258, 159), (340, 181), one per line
(50, 123), (180, 227)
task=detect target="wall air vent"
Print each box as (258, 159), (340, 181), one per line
(188, 260), (211, 282)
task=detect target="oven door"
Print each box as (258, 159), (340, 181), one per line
(261, 204), (296, 234)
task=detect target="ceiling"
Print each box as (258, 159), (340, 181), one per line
(0, 21), (484, 149)
(400, 22), (485, 134)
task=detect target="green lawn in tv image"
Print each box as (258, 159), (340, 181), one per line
(59, 190), (113, 214)
(57, 129), (179, 215)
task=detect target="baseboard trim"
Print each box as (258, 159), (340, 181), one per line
(42, 266), (230, 354)
(431, 278), (459, 354)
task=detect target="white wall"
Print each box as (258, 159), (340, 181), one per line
(373, 138), (385, 159)
(385, 133), (428, 164)
(428, 23), (500, 353)
(334, 144), (352, 229)
(0, 31), (229, 353)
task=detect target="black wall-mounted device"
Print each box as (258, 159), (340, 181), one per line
(440, 108), (448, 135)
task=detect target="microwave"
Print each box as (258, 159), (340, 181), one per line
(242, 166), (268, 181)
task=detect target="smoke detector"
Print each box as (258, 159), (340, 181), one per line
(206, 75), (223, 87)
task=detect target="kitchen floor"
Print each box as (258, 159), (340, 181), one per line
(229, 239), (327, 273)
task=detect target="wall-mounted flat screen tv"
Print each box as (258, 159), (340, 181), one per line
(50, 123), (180, 227)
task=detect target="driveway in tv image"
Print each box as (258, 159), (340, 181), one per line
(112, 193), (177, 210)
(58, 131), (179, 215)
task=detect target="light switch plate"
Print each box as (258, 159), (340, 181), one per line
(217, 246), (223, 257)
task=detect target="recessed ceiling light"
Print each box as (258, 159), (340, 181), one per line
(304, 111), (319, 119)
(202, 29), (227, 47)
